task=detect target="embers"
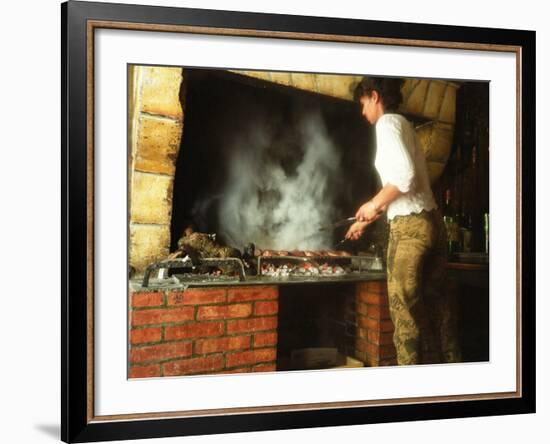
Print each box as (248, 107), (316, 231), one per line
(139, 250), (383, 289)
(258, 255), (349, 278)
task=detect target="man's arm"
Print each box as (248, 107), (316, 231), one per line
(355, 184), (401, 222)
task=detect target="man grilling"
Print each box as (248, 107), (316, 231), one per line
(345, 76), (461, 366)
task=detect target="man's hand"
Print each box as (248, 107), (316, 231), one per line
(356, 201), (379, 222)
(345, 221), (369, 241)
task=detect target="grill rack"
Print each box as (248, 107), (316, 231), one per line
(256, 254), (382, 276)
(142, 257), (247, 288)
(141, 254), (383, 288)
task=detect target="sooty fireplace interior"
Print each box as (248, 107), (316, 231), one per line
(172, 69), (383, 249)
(137, 69), (390, 288)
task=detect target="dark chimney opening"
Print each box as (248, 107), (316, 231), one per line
(170, 69), (387, 255)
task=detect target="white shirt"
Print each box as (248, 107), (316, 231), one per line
(374, 113), (437, 220)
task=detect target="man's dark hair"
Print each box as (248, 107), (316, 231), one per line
(353, 77), (404, 111)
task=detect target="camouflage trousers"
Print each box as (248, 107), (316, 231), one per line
(386, 209), (461, 365)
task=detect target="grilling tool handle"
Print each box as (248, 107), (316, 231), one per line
(319, 217), (357, 231)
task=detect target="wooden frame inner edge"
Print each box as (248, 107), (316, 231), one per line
(85, 19), (523, 423)
(92, 391), (518, 423)
(90, 19), (521, 52)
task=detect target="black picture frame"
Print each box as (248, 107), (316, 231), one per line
(62, 1), (536, 442)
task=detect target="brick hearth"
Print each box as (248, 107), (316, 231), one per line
(129, 286), (279, 378)
(128, 280), (393, 378)
(355, 282), (397, 366)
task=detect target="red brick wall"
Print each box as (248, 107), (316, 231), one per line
(355, 281), (397, 366)
(128, 286), (278, 378)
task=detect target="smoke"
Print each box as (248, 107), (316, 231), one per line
(215, 110), (342, 250)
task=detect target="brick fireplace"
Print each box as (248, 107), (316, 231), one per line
(128, 280), (394, 378)
(128, 66), (458, 273)
(126, 65), (459, 378)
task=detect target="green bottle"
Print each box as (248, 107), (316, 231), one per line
(443, 189), (460, 255)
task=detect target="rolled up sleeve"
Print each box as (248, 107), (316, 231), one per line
(375, 117), (415, 193)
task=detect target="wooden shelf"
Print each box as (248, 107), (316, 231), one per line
(447, 262), (488, 271)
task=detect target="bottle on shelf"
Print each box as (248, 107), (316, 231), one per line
(461, 144), (479, 251)
(442, 188), (460, 255)
(460, 211), (473, 253)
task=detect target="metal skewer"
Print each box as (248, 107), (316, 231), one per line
(317, 217), (357, 232)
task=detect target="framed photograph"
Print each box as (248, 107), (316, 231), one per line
(62, 0), (535, 442)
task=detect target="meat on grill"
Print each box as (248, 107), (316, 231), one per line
(260, 249), (351, 258)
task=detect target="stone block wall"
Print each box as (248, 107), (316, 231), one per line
(128, 66), (185, 272)
(128, 286), (279, 378)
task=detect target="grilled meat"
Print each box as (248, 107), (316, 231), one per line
(258, 249), (351, 258)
